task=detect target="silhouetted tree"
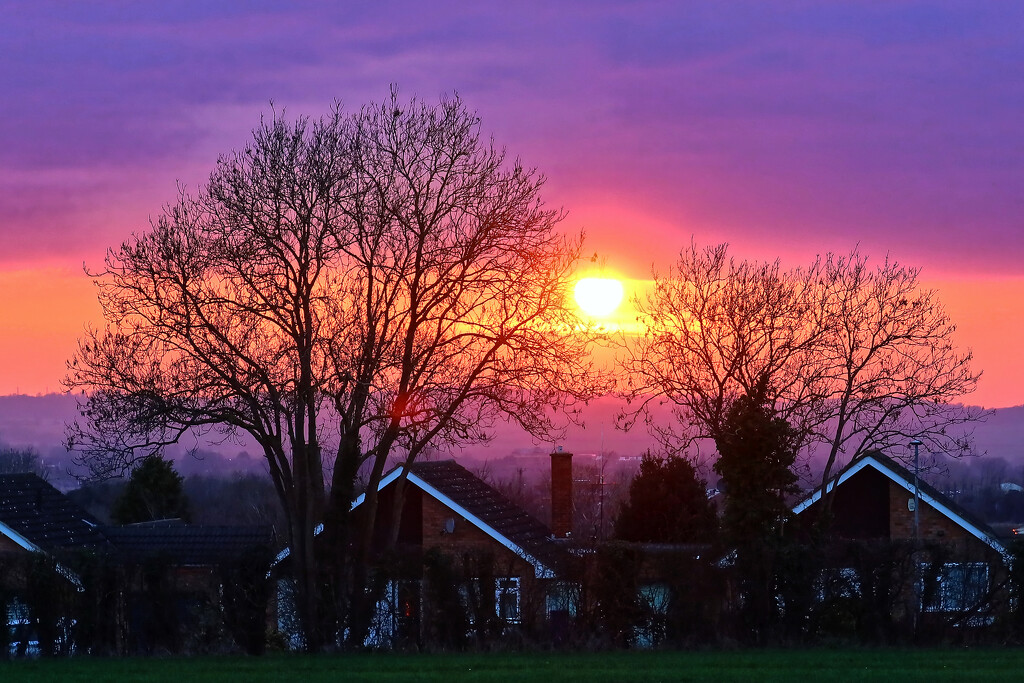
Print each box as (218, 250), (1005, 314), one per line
(614, 453), (716, 544)
(714, 380), (799, 643)
(112, 455), (190, 524)
(220, 545), (274, 655)
(0, 447), (45, 476)
(622, 242), (983, 490)
(66, 89), (601, 649)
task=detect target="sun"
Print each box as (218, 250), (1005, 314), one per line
(574, 277), (625, 317)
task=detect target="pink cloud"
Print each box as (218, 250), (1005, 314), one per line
(2, 1), (1023, 404)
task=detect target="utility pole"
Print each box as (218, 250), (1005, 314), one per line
(910, 439), (923, 542)
(910, 438), (923, 638)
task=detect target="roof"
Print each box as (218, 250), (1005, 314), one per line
(0, 473), (273, 578)
(353, 460), (568, 578)
(792, 451), (1008, 559)
(0, 473), (108, 552)
(101, 522), (274, 565)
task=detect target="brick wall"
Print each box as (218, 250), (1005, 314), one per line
(888, 481), (981, 551)
(550, 451), (573, 539)
(420, 494), (534, 578)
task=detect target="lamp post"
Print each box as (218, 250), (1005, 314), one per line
(910, 439), (923, 542)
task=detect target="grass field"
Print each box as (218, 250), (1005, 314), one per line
(4, 649), (1024, 682)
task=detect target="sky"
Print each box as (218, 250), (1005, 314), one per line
(1, 1), (1023, 408)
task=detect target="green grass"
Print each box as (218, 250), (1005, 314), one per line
(4, 649), (1024, 682)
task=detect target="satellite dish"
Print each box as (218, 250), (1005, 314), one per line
(443, 518), (455, 534)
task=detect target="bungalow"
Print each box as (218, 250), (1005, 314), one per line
(275, 453), (575, 648)
(0, 473), (107, 655)
(791, 450), (1010, 628)
(357, 456), (577, 647)
(0, 473), (108, 557)
(0, 473), (272, 655)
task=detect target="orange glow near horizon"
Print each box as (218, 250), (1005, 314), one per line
(1, 266), (1023, 409)
(0, 268), (103, 395)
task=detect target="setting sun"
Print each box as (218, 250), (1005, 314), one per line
(574, 277), (625, 317)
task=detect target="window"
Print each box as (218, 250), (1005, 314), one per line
(816, 567), (861, 602)
(365, 580), (399, 648)
(921, 562), (989, 612)
(495, 577), (521, 623)
(546, 581), (580, 618)
(460, 577), (522, 625)
(638, 583), (670, 615)
(634, 584), (671, 649)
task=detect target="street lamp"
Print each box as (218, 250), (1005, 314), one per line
(910, 439), (923, 542)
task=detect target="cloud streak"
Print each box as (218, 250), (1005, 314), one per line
(1, 1), (1022, 402)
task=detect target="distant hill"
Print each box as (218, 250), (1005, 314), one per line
(2, 393), (1021, 485)
(0, 393), (268, 487)
(0, 393), (659, 473)
(970, 405), (1024, 460)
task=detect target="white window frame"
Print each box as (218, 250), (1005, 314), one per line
(495, 577), (521, 624)
(920, 562), (989, 612)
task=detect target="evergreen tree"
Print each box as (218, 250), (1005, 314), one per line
(713, 378), (799, 643)
(615, 453), (717, 544)
(112, 455), (190, 524)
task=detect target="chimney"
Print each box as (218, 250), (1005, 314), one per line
(550, 447), (573, 539)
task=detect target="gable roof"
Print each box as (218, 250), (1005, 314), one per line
(792, 451), (1008, 558)
(0, 473), (108, 553)
(353, 460), (567, 578)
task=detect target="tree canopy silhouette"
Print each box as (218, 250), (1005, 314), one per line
(614, 453), (716, 544)
(65, 90), (601, 648)
(621, 241), (983, 489)
(112, 455), (190, 524)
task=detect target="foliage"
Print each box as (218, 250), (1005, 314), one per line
(622, 241), (984, 487)
(586, 543), (645, 648)
(613, 453), (716, 544)
(713, 382), (800, 644)
(714, 382), (799, 546)
(220, 545), (275, 655)
(112, 455), (190, 524)
(10, 554), (79, 657)
(420, 549), (470, 651)
(65, 90), (602, 648)
(583, 544), (724, 648)
(1007, 539), (1024, 641)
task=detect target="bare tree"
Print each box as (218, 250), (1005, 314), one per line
(620, 242), (827, 467)
(66, 91), (600, 648)
(621, 241), (984, 492)
(811, 250), (985, 490)
(324, 93), (603, 641)
(0, 447), (46, 476)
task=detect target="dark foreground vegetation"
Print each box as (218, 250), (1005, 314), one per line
(4, 649), (1024, 682)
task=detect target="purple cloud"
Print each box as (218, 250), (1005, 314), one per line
(0, 1), (1022, 275)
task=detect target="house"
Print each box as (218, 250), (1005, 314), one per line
(791, 450), (1010, 628)
(0, 473), (108, 655)
(0, 473), (272, 655)
(0, 472), (108, 557)
(274, 453), (575, 648)
(100, 521), (273, 654)
(356, 457), (575, 647)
